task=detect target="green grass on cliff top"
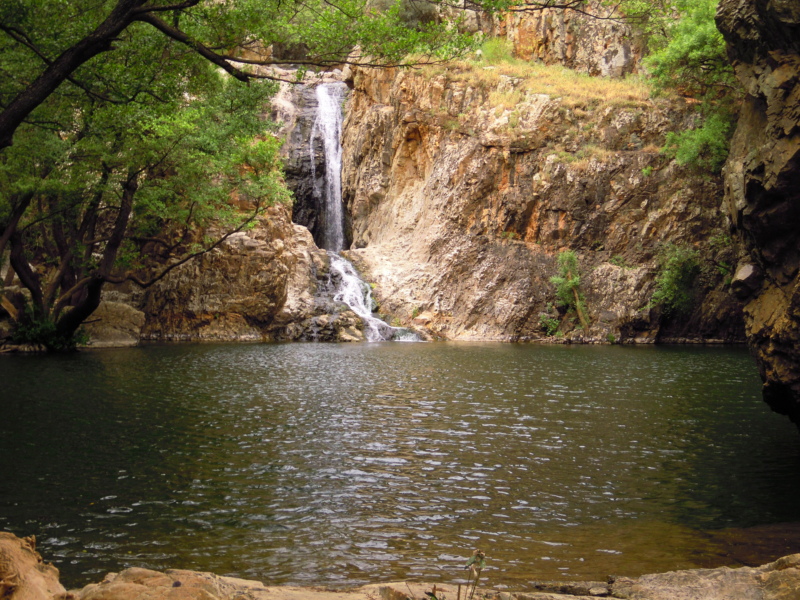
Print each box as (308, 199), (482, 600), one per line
(419, 38), (653, 112)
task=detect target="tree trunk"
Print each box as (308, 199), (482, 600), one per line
(55, 173), (138, 338)
(0, 192), (34, 260)
(8, 231), (46, 316)
(55, 274), (104, 338)
(568, 269), (589, 330)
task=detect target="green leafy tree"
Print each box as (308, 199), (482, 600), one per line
(650, 244), (701, 316)
(615, 0), (740, 172)
(0, 0), (595, 152)
(549, 249), (589, 330)
(2, 68), (289, 348)
(646, 0), (739, 172)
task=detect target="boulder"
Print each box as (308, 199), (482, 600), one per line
(610, 553), (800, 600)
(83, 302), (145, 348)
(0, 533), (66, 600)
(730, 263), (763, 301)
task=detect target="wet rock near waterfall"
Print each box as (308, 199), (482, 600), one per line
(278, 309), (366, 343)
(272, 76), (350, 250)
(276, 84), (327, 244)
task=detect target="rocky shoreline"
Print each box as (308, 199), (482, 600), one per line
(2, 533), (799, 600)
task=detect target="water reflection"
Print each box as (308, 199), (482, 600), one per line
(0, 343), (798, 588)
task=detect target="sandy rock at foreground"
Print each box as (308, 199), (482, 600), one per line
(67, 559), (800, 600)
(72, 576), (595, 600)
(1, 534), (796, 600)
(610, 554), (800, 600)
(0, 533), (66, 600)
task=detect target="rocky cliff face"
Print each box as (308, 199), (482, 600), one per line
(340, 64), (744, 342)
(96, 203), (370, 344)
(717, 0), (800, 427)
(454, 0), (644, 77)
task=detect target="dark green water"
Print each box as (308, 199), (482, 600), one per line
(1, 343), (799, 589)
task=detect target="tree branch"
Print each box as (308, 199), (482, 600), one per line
(0, 0), (148, 150)
(44, 250), (74, 307)
(108, 203), (264, 288)
(0, 192), (34, 260)
(134, 12), (252, 82)
(134, 0), (201, 13)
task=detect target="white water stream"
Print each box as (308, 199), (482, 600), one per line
(311, 83), (418, 342)
(310, 83), (346, 252)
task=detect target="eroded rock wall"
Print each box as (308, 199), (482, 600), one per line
(341, 66), (744, 342)
(97, 204), (368, 344)
(454, 0), (645, 77)
(716, 0), (800, 426)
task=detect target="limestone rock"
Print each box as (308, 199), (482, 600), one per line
(75, 568), (269, 600)
(445, 1), (645, 78)
(0, 533), (66, 600)
(717, 0), (800, 428)
(83, 302), (145, 348)
(0, 530), (793, 600)
(496, 0), (644, 78)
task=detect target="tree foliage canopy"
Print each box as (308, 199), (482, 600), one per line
(616, 0), (740, 172)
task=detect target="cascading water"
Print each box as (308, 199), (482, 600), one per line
(328, 254), (411, 342)
(311, 83), (419, 342)
(310, 83), (346, 252)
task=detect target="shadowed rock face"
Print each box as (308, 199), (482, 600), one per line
(716, 0), (800, 428)
(274, 84), (328, 245)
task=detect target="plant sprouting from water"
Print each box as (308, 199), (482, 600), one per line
(463, 549), (486, 600)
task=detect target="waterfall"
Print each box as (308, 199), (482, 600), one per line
(327, 255), (394, 342)
(310, 83), (419, 343)
(310, 83), (346, 252)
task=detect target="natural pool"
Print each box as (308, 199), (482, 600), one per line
(1, 343), (799, 589)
